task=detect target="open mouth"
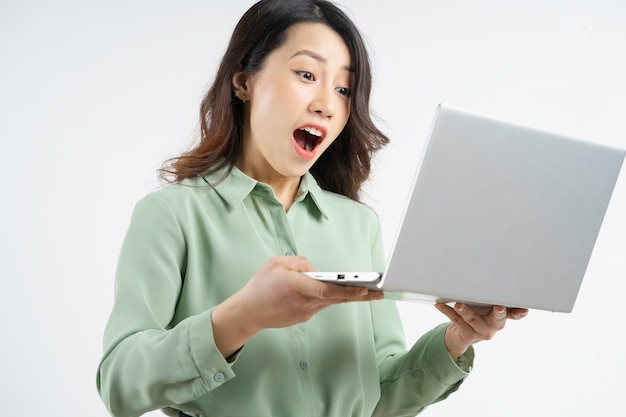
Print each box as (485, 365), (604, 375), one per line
(294, 126), (324, 152)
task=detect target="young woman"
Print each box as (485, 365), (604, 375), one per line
(97, 1), (528, 416)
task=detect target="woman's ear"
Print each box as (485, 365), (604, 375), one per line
(232, 69), (249, 102)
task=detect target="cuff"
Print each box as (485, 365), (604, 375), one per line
(178, 307), (237, 395)
(427, 323), (474, 384)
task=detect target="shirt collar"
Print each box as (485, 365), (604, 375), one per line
(298, 171), (329, 219)
(202, 165), (329, 219)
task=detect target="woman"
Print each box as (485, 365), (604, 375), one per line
(97, 1), (528, 416)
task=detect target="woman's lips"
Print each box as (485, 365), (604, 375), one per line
(293, 125), (326, 159)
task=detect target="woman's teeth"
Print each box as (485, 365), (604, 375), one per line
(294, 127), (324, 152)
(302, 127), (323, 138)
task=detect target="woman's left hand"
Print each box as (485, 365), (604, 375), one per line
(435, 303), (528, 359)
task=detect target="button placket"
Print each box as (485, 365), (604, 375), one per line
(266, 198), (299, 258)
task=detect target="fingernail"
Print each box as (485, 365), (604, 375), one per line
(495, 306), (506, 315)
(455, 304), (465, 313)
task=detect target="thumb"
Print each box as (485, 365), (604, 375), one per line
(285, 255), (319, 273)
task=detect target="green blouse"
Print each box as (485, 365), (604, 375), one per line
(97, 166), (473, 417)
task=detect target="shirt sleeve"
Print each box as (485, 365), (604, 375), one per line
(96, 193), (235, 417)
(371, 306), (474, 417)
(367, 215), (474, 417)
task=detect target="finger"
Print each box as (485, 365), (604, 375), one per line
(346, 290), (385, 303)
(507, 308), (529, 320)
(300, 289), (382, 314)
(435, 303), (458, 321)
(455, 303), (507, 339)
(435, 303), (474, 330)
(454, 303), (482, 325)
(284, 255), (317, 272)
(324, 283), (371, 301)
(488, 305), (508, 325)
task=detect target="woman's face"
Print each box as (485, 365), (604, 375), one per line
(234, 22), (353, 184)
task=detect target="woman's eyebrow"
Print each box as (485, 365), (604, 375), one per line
(289, 49), (354, 73)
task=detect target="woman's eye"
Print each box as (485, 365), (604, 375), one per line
(296, 71), (315, 81)
(336, 87), (351, 97)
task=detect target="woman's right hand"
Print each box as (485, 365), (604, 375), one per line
(211, 256), (383, 358)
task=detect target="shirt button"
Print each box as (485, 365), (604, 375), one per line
(299, 360), (308, 370)
(284, 250), (296, 256)
(213, 372), (225, 383)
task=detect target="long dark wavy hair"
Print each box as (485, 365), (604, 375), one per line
(159, 0), (389, 202)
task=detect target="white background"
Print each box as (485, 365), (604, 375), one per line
(1, 0), (625, 415)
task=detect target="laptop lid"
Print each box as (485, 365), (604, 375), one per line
(377, 103), (624, 312)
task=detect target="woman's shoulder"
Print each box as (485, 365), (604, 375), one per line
(134, 176), (214, 211)
(316, 188), (380, 224)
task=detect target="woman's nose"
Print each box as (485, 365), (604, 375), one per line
(309, 87), (336, 117)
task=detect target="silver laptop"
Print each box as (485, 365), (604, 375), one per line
(305, 103), (625, 312)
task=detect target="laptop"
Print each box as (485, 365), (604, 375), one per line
(304, 103), (625, 312)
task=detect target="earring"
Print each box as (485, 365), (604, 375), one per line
(241, 94), (246, 104)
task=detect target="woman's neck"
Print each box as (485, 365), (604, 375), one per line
(235, 159), (301, 211)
